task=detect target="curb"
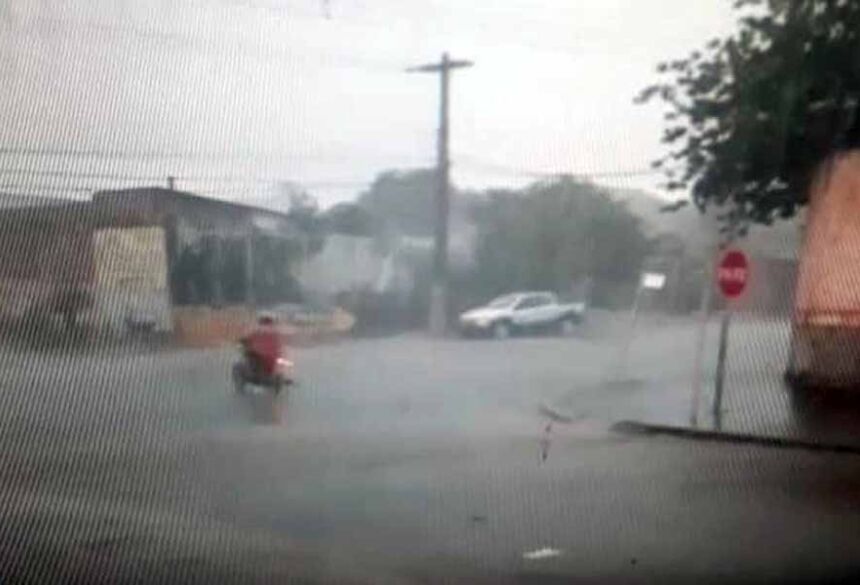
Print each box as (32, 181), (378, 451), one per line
(611, 420), (860, 456)
(538, 403), (576, 424)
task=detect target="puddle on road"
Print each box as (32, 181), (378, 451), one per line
(536, 402), (616, 461)
(233, 390), (288, 426)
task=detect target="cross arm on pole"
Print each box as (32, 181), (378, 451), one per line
(405, 63), (442, 73)
(405, 59), (474, 74)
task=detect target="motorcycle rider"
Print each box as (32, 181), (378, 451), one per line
(240, 312), (283, 381)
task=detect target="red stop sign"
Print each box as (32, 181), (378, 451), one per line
(717, 249), (749, 299)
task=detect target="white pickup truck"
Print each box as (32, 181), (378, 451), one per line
(458, 291), (586, 339)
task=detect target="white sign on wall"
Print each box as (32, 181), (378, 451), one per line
(93, 226), (172, 332)
(641, 272), (667, 290)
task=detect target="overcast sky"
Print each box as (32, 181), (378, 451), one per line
(0, 0), (738, 207)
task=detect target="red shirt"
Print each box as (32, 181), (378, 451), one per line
(244, 326), (283, 375)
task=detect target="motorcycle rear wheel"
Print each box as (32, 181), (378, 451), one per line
(232, 363), (247, 394)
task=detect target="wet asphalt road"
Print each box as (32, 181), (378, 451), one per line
(2, 329), (860, 583)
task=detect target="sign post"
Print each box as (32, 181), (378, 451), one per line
(690, 250), (715, 427)
(712, 310), (732, 429)
(616, 272), (666, 380)
(712, 249), (749, 429)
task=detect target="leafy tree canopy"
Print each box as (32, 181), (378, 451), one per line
(283, 189), (326, 255)
(466, 178), (653, 300)
(637, 0), (860, 236)
(357, 169), (439, 237)
(323, 202), (381, 237)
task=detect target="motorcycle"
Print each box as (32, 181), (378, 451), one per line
(232, 342), (294, 395)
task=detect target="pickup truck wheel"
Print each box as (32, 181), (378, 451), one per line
(559, 317), (577, 336)
(492, 321), (511, 340)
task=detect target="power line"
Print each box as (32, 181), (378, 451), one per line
(0, 159), (657, 194)
(0, 146), (235, 160)
(0, 168), (164, 182)
(0, 167), (372, 189)
(219, 0), (633, 61)
(453, 154), (658, 181)
(0, 145), (435, 166)
(179, 176), (370, 188)
(0, 183), (91, 194)
(0, 193), (83, 208)
(0, 146), (288, 160)
(16, 14), (406, 74)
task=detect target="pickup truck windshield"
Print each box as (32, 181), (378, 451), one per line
(487, 294), (520, 308)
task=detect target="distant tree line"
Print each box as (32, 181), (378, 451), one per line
(350, 168), (655, 315)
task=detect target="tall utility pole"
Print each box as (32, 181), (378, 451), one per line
(407, 52), (473, 336)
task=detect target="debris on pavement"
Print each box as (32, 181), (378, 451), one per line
(523, 547), (563, 561)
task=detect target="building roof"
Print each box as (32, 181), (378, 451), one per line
(93, 187), (296, 222)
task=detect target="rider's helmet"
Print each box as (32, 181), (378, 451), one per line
(257, 312), (276, 326)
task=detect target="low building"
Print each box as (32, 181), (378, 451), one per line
(0, 188), (305, 347)
(0, 199), (95, 333)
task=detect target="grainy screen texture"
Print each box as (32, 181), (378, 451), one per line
(2, 1), (860, 583)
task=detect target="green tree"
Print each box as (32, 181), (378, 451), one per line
(358, 169), (470, 237)
(323, 202), (381, 237)
(637, 0), (860, 236)
(357, 168), (438, 237)
(464, 178), (653, 307)
(285, 190), (326, 256)
(357, 168), (483, 240)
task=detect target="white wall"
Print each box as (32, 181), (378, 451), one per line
(297, 235), (386, 302)
(92, 226), (172, 333)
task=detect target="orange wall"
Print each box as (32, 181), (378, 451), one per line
(795, 152), (860, 326)
(172, 306), (255, 348)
